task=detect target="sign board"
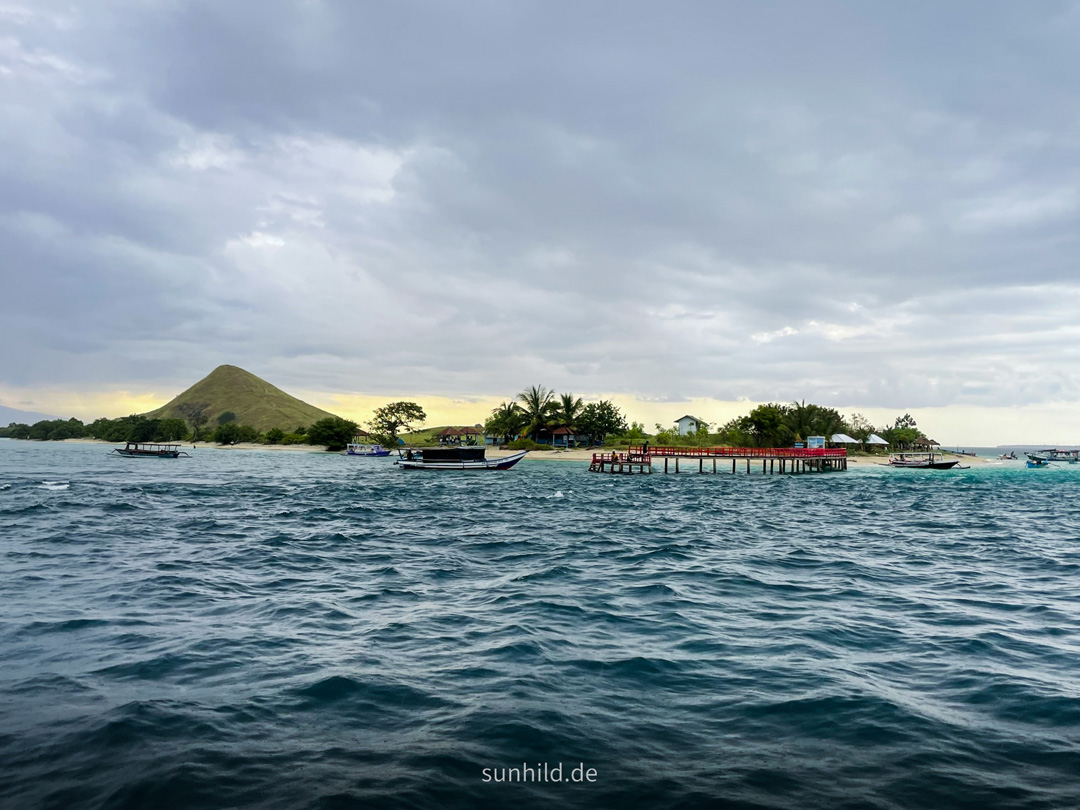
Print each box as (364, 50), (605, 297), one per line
(807, 436), (825, 449)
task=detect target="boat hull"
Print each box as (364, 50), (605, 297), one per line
(397, 451), (527, 471)
(112, 450), (185, 458)
(887, 460), (960, 469)
(346, 450), (391, 457)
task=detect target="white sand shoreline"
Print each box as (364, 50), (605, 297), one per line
(42, 438), (990, 464)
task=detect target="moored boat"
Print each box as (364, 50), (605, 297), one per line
(1030, 449), (1078, 463)
(111, 442), (191, 458)
(1027, 458), (1051, 468)
(346, 443), (391, 457)
(396, 446), (527, 470)
(885, 451), (960, 470)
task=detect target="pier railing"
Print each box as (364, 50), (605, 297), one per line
(628, 445), (846, 458)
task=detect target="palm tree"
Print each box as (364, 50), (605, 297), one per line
(554, 392), (584, 428)
(485, 402), (527, 445)
(787, 400), (812, 442)
(516, 385), (557, 441)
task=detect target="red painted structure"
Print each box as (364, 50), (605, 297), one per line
(628, 445), (846, 459)
(589, 445), (848, 474)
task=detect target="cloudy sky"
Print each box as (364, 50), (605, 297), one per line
(2, 1), (1079, 443)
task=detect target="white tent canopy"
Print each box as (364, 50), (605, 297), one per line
(866, 434), (889, 445)
(830, 433), (860, 444)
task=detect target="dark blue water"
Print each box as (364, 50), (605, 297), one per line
(2, 440), (1079, 810)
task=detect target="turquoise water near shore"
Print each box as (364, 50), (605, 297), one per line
(1, 439), (1079, 809)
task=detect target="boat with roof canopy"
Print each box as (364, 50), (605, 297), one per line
(395, 446), (526, 470)
(110, 442), (191, 459)
(346, 442), (391, 457)
(885, 451), (961, 470)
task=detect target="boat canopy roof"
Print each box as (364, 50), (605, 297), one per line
(420, 446), (485, 462)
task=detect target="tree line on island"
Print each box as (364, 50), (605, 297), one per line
(484, 391), (930, 451)
(484, 385), (628, 449)
(0, 401), (429, 452)
(0, 393), (929, 452)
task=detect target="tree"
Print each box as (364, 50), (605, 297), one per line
(554, 392), (584, 427)
(156, 418), (189, 441)
(213, 422), (242, 445)
(178, 402), (210, 442)
(845, 413), (874, 443)
(7, 423), (31, 439)
(747, 404), (791, 448)
(786, 400), (812, 442)
(308, 416), (360, 451)
(369, 401), (423, 444)
(576, 400), (627, 446)
(264, 427), (285, 445)
(238, 425), (260, 443)
(895, 413), (917, 430)
(21, 417), (87, 441)
(485, 402), (527, 446)
(128, 417), (157, 443)
(217, 411), (237, 425)
(369, 402), (426, 444)
(880, 414), (920, 450)
(715, 416), (754, 447)
(517, 385), (557, 441)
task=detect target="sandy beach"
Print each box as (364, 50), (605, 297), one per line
(60, 438), (991, 464)
(63, 438), (599, 461)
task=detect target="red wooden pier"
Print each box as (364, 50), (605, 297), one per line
(588, 445), (848, 475)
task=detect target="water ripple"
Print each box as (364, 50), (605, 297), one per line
(2, 441), (1080, 809)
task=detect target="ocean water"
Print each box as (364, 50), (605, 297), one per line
(1, 440), (1079, 810)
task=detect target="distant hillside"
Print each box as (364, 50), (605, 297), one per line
(1, 404), (60, 425)
(143, 365), (340, 432)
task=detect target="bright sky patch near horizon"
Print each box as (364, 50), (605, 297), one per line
(2, 1), (1079, 445)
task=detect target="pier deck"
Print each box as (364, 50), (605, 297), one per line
(589, 446), (847, 475)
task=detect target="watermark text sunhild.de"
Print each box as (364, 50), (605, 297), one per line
(482, 763), (597, 783)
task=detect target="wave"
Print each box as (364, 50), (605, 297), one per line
(1, 445), (1079, 808)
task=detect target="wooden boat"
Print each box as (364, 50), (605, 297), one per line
(885, 451), (960, 470)
(396, 446), (527, 470)
(1030, 449), (1078, 463)
(1026, 458), (1051, 468)
(346, 443), (391, 457)
(111, 442), (190, 458)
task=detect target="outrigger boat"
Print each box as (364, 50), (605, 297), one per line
(396, 446), (527, 470)
(346, 442), (391, 457)
(1026, 457), (1051, 468)
(1028, 449), (1078, 463)
(111, 442), (190, 459)
(884, 451), (961, 470)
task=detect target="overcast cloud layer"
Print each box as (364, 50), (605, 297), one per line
(3, 0), (1080, 419)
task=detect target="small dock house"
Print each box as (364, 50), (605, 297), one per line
(675, 415), (708, 436)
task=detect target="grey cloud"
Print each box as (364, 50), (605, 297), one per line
(2, 0), (1079, 412)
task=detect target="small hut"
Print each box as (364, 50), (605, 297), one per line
(436, 427), (462, 445)
(459, 426), (483, 445)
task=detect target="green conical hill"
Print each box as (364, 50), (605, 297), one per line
(143, 365), (339, 432)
